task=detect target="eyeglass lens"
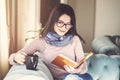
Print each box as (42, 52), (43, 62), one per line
(56, 20), (72, 29)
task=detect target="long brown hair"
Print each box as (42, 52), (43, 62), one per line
(41, 3), (85, 43)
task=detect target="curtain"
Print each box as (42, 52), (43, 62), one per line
(0, 0), (17, 79)
(0, 0), (40, 79)
(8, 0), (17, 54)
(0, 0), (9, 79)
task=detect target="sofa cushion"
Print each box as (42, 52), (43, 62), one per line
(87, 54), (120, 80)
(106, 35), (120, 48)
(91, 36), (120, 55)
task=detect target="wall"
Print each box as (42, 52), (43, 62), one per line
(68, 0), (95, 52)
(17, 0), (40, 50)
(68, 0), (120, 52)
(95, 0), (120, 37)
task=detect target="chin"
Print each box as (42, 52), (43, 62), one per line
(57, 32), (66, 36)
(58, 33), (65, 36)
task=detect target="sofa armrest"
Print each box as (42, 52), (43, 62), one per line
(4, 58), (53, 80)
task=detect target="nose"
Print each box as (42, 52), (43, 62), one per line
(62, 24), (68, 29)
(62, 24), (67, 30)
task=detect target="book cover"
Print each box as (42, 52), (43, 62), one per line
(51, 52), (93, 69)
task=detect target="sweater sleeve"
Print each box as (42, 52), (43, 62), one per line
(9, 38), (45, 65)
(73, 36), (88, 74)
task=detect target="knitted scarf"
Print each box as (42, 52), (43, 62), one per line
(44, 32), (73, 47)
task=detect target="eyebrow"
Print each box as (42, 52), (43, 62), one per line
(58, 20), (71, 24)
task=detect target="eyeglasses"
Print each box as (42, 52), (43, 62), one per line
(55, 20), (73, 29)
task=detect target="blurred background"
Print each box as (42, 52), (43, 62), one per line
(0, 0), (120, 79)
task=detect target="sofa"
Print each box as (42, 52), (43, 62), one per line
(87, 35), (120, 80)
(3, 54), (54, 80)
(4, 36), (120, 80)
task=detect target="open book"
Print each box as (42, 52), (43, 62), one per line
(51, 52), (93, 69)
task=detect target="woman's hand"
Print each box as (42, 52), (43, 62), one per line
(14, 52), (27, 64)
(64, 63), (84, 73)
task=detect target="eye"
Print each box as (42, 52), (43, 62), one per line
(57, 20), (64, 25)
(66, 23), (71, 26)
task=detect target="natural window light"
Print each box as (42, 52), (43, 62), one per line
(0, 0), (9, 77)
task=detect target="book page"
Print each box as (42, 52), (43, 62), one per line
(52, 52), (93, 69)
(52, 54), (77, 69)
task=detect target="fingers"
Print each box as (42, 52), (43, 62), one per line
(14, 52), (27, 64)
(64, 65), (70, 72)
(17, 60), (24, 64)
(21, 52), (26, 59)
(64, 65), (83, 73)
(64, 65), (75, 73)
(21, 52), (27, 56)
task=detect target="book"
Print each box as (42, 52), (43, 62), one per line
(51, 52), (93, 69)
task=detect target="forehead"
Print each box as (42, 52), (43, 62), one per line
(59, 14), (71, 23)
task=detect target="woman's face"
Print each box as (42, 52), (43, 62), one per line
(54, 14), (72, 36)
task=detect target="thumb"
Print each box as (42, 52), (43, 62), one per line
(64, 65), (71, 72)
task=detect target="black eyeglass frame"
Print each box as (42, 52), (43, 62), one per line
(55, 20), (73, 29)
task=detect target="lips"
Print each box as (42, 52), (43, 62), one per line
(59, 29), (66, 33)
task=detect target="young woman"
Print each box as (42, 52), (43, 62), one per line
(9, 3), (93, 80)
